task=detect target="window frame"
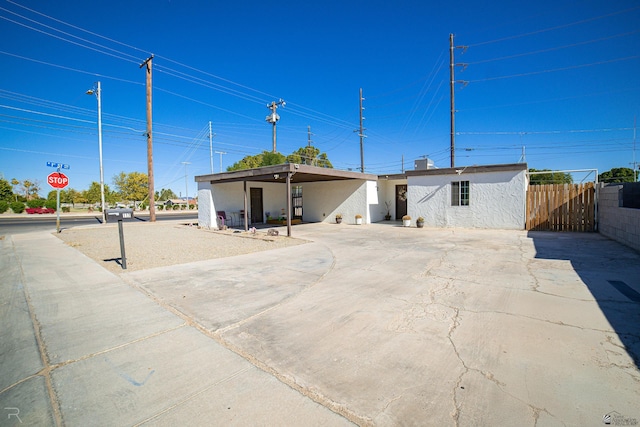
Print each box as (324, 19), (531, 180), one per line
(451, 180), (470, 206)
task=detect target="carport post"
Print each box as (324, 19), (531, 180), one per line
(286, 172), (292, 237)
(243, 180), (248, 231)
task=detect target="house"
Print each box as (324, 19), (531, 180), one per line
(195, 162), (528, 235)
(164, 198), (196, 207)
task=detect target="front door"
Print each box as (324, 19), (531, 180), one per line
(250, 188), (263, 224)
(395, 184), (407, 220)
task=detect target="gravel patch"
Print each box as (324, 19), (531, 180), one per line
(55, 222), (308, 274)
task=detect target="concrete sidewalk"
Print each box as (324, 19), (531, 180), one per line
(1, 224), (639, 426)
(0, 231), (351, 426)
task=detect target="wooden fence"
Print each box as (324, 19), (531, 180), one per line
(526, 183), (595, 232)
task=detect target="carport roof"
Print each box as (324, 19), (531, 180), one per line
(195, 163), (379, 184)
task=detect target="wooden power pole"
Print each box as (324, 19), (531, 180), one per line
(140, 55), (155, 222)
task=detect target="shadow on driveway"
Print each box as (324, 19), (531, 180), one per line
(528, 231), (640, 369)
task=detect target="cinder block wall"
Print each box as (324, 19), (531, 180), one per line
(598, 184), (640, 252)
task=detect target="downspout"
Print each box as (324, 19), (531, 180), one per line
(243, 180), (248, 231)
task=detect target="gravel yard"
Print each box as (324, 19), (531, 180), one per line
(55, 221), (308, 273)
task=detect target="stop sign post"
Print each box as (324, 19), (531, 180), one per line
(47, 171), (69, 233)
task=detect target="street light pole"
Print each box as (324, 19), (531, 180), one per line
(87, 81), (106, 223)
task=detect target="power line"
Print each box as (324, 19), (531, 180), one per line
(0, 50), (142, 85)
(467, 29), (640, 65)
(6, 0), (149, 55)
(457, 127), (633, 135)
(0, 12), (139, 64)
(468, 55), (640, 83)
(469, 5), (640, 47)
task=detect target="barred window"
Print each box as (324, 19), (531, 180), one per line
(451, 181), (470, 206)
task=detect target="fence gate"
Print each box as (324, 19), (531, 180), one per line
(526, 183), (595, 231)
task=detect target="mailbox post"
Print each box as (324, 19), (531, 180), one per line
(105, 209), (133, 269)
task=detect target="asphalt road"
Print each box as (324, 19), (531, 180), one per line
(0, 211), (198, 235)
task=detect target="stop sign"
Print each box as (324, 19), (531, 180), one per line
(48, 172), (69, 189)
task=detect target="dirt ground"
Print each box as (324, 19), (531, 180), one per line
(55, 221), (307, 273)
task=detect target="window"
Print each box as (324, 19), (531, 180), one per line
(451, 181), (469, 206)
(292, 185), (303, 218)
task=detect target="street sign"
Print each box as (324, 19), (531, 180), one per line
(46, 162), (70, 169)
(47, 172), (69, 189)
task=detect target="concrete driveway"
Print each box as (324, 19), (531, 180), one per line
(124, 223), (640, 426)
(2, 223), (639, 426)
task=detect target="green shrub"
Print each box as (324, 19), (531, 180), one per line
(173, 204), (179, 210)
(44, 200), (57, 210)
(157, 204), (164, 211)
(0, 200), (8, 214)
(10, 201), (25, 214)
(27, 199), (46, 208)
(139, 203), (147, 210)
(189, 204), (196, 210)
(62, 206), (70, 213)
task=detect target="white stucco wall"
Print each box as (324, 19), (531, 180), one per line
(197, 182), (216, 228)
(303, 180), (372, 224)
(377, 178), (407, 220)
(199, 181), (292, 225)
(407, 169), (527, 229)
(199, 179), (378, 226)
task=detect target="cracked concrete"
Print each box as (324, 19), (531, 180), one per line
(2, 223), (639, 426)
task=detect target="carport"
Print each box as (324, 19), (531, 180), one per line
(195, 164), (378, 236)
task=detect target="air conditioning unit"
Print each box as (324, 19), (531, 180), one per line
(414, 158), (434, 170)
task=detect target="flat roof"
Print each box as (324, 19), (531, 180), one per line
(194, 162), (527, 184)
(195, 163), (379, 184)
(404, 163), (527, 177)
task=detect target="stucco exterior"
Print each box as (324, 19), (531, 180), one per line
(198, 177), (378, 228)
(196, 163), (527, 231)
(406, 165), (528, 229)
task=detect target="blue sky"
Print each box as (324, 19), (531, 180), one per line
(1, 0), (638, 196)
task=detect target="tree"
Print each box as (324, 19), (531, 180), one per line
(227, 151), (285, 171)
(21, 179), (33, 199)
(227, 147), (333, 171)
(156, 188), (177, 201)
(83, 182), (114, 204)
(49, 188), (86, 206)
(261, 151), (286, 166)
(10, 178), (20, 201)
(0, 178), (13, 201)
(113, 171), (148, 204)
(528, 169), (573, 185)
(14, 179), (41, 200)
(599, 167), (638, 183)
(287, 146), (333, 168)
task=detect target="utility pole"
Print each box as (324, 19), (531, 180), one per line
(450, 34), (468, 169)
(266, 99), (285, 153)
(358, 88), (366, 173)
(181, 162), (190, 208)
(307, 125), (315, 166)
(209, 121), (214, 174)
(140, 54), (155, 222)
(634, 116), (638, 182)
(215, 151), (226, 173)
